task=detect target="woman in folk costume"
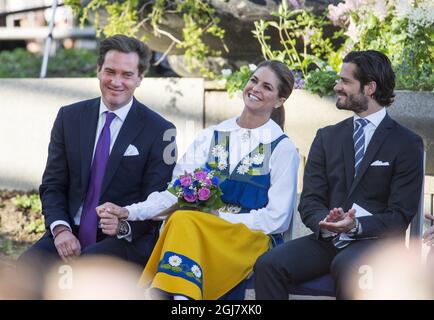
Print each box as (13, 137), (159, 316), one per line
(97, 60), (300, 299)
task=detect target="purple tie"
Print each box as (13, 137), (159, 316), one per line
(79, 112), (116, 248)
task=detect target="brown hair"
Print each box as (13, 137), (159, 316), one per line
(343, 50), (395, 106)
(97, 34), (151, 75)
(253, 60), (295, 130)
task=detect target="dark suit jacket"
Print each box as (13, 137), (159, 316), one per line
(298, 114), (424, 240)
(39, 97), (176, 256)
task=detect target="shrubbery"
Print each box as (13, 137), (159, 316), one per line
(0, 48), (97, 78)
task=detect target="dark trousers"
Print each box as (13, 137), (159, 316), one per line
(254, 234), (380, 299)
(16, 226), (154, 298)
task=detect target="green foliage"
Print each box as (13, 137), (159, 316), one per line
(0, 48), (97, 78)
(12, 194), (41, 214)
(329, 0), (433, 91)
(12, 194), (45, 234)
(218, 65), (254, 97)
(252, 0), (336, 78)
(65, 0), (226, 78)
(305, 70), (339, 97)
(0, 48), (41, 77)
(0, 239), (14, 256)
(24, 218), (46, 234)
(0, 239), (28, 258)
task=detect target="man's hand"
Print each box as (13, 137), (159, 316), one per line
(98, 209), (121, 236)
(319, 208), (357, 233)
(96, 202), (129, 220)
(53, 226), (81, 263)
(423, 214), (434, 246)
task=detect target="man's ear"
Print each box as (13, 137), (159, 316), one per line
(137, 74), (144, 87)
(365, 81), (377, 97)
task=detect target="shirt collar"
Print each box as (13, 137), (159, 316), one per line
(214, 116), (284, 144)
(354, 107), (386, 128)
(99, 98), (134, 122)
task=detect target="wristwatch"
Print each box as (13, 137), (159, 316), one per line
(117, 220), (130, 237)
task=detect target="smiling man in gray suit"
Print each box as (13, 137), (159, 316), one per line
(18, 35), (176, 290)
(254, 50), (424, 299)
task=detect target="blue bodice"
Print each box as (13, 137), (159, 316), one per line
(206, 130), (287, 213)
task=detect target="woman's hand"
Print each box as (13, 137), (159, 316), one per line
(96, 202), (129, 220)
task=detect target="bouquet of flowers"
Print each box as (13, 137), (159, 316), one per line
(168, 168), (224, 213)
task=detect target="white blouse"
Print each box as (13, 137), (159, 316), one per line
(125, 116), (300, 235)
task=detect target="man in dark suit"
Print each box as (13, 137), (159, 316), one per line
(18, 35), (176, 288)
(254, 50), (424, 299)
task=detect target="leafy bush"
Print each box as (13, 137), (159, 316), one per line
(305, 70), (339, 97)
(12, 194), (42, 214)
(12, 194), (45, 234)
(252, 1), (336, 78)
(0, 48), (97, 78)
(218, 65), (255, 97)
(221, 0), (433, 96)
(328, 0), (433, 91)
(65, 0), (226, 78)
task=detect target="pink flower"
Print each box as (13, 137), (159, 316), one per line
(198, 188), (211, 201)
(203, 178), (213, 186)
(184, 193), (197, 202)
(180, 175), (192, 187)
(194, 171), (208, 180)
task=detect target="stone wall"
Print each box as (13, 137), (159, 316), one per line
(1, 78), (433, 194)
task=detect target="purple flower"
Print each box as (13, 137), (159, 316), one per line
(180, 175), (192, 187)
(203, 178), (213, 186)
(194, 171), (208, 180)
(184, 193), (197, 202)
(198, 188), (211, 201)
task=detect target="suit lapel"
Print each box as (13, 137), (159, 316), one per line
(80, 99), (100, 191)
(342, 118), (355, 194)
(101, 100), (145, 196)
(347, 114), (394, 198)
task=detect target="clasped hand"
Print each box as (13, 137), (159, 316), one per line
(96, 202), (129, 236)
(319, 207), (357, 233)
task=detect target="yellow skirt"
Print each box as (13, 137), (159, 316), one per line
(138, 210), (270, 300)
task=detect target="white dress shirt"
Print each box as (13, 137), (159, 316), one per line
(50, 98), (133, 235)
(354, 107), (386, 152)
(125, 116), (300, 235)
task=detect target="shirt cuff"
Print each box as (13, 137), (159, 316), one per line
(343, 218), (361, 238)
(50, 220), (72, 236)
(320, 216), (338, 239)
(116, 221), (132, 242)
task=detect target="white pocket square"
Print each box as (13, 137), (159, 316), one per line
(370, 160), (389, 166)
(123, 144), (139, 156)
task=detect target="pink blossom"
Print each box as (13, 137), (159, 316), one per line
(203, 178), (213, 186)
(184, 193), (197, 202)
(180, 175), (192, 187)
(198, 188), (211, 201)
(194, 171), (208, 180)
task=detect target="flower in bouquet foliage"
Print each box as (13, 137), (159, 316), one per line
(211, 176), (220, 186)
(203, 178), (213, 186)
(184, 193), (197, 203)
(198, 187), (211, 201)
(194, 170), (208, 180)
(180, 175), (193, 187)
(169, 167), (224, 211)
(172, 179), (181, 188)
